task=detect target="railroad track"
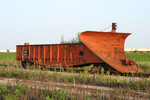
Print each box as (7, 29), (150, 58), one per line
(26, 65), (150, 78)
(45, 66), (150, 78)
(0, 63), (150, 78)
(140, 73), (150, 78)
(119, 73), (150, 78)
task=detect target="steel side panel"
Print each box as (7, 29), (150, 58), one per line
(16, 44), (104, 66)
(16, 46), (22, 60)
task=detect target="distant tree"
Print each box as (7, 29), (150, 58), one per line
(60, 32), (82, 44)
(60, 35), (65, 44)
(76, 32), (82, 43)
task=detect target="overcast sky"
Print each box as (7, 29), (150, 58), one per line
(0, 0), (150, 49)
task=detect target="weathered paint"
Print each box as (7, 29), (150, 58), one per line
(80, 31), (143, 73)
(16, 43), (103, 67)
(16, 31), (144, 73)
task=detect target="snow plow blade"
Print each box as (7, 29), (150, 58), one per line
(80, 31), (144, 73)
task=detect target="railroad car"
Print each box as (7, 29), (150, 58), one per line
(16, 23), (143, 73)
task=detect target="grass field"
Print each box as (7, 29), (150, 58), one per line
(0, 53), (16, 60)
(126, 53), (150, 62)
(0, 52), (150, 99)
(0, 66), (149, 100)
(0, 52), (150, 73)
(126, 53), (150, 73)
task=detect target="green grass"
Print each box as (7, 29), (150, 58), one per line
(0, 52), (150, 73)
(126, 53), (150, 73)
(0, 53), (16, 60)
(0, 53), (17, 67)
(0, 83), (73, 100)
(0, 66), (149, 90)
(126, 53), (150, 62)
(0, 67), (149, 99)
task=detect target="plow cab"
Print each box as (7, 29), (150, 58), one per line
(80, 23), (143, 73)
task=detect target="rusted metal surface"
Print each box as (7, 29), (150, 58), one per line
(24, 43), (29, 45)
(80, 31), (143, 73)
(16, 44), (103, 67)
(16, 28), (144, 73)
